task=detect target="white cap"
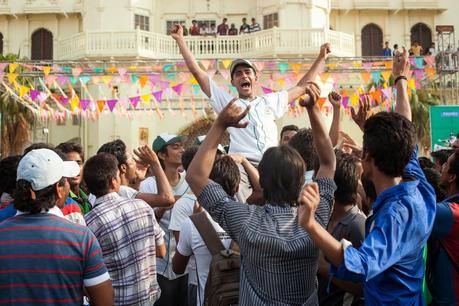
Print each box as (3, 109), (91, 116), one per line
(17, 149), (80, 191)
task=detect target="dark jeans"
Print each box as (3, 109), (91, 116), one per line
(154, 274), (189, 306)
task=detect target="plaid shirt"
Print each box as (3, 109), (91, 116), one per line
(85, 192), (165, 306)
(197, 178), (336, 305)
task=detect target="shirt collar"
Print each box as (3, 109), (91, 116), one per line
(443, 193), (459, 203)
(94, 192), (121, 207)
(15, 205), (64, 218)
(372, 179), (420, 212)
(338, 205), (361, 226)
(265, 203), (295, 214)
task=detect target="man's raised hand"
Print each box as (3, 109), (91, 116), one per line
(350, 94), (371, 131)
(297, 182), (321, 231)
(216, 98), (251, 129)
(299, 81), (321, 108)
(170, 24), (184, 41)
(328, 91), (342, 109)
(319, 43), (331, 60)
(392, 47), (410, 78)
(134, 145), (160, 167)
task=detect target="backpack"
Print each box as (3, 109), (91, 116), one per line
(190, 212), (240, 306)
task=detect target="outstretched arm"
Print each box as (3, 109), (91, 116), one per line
(287, 43), (331, 102)
(171, 24), (210, 97)
(393, 47), (411, 121)
(303, 83), (336, 179)
(328, 91), (342, 147)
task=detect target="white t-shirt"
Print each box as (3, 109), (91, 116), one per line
(207, 77), (289, 163)
(177, 213), (232, 306)
(139, 171), (191, 280)
(169, 194), (198, 285)
(88, 185), (139, 206)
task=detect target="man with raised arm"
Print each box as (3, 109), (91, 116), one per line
(297, 48), (436, 305)
(171, 23), (330, 164)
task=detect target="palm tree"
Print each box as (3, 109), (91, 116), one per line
(0, 54), (34, 157)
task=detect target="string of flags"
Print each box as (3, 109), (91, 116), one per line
(0, 55), (437, 122)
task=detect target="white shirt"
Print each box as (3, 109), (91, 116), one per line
(177, 213), (232, 306)
(88, 185), (139, 205)
(169, 194), (198, 285)
(139, 171), (191, 280)
(208, 77), (289, 163)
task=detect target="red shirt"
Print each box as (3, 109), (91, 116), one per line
(190, 25), (200, 36)
(217, 23), (228, 35)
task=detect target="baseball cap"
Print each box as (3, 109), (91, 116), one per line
(17, 149), (80, 191)
(153, 133), (183, 152)
(230, 59), (257, 77)
(194, 135), (227, 154)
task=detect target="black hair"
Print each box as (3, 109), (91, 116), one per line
(363, 112), (416, 177)
(448, 152), (459, 190)
(258, 145), (305, 206)
(192, 20), (197, 23)
(56, 142), (85, 161)
(83, 153), (119, 198)
(23, 143), (54, 155)
(394, 44), (398, 49)
(0, 156), (21, 195)
(431, 149), (454, 168)
(361, 174), (377, 203)
(418, 157), (435, 170)
(334, 150), (358, 205)
(182, 146), (199, 171)
(97, 139), (128, 166)
(14, 177), (66, 214)
(422, 167), (446, 202)
(231, 63), (256, 80)
(280, 124), (299, 140)
(288, 128), (318, 171)
(210, 156), (240, 197)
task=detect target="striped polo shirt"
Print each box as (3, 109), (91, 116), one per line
(0, 206), (109, 305)
(198, 179), (336, 305)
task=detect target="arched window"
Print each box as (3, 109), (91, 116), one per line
(361, 23), (383, 56)
(411, 23), (432, 54)
(0, 32), (3, 54)
(31, 28), (53, 60)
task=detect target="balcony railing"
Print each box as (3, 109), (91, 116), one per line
(57, 27), (355, 60)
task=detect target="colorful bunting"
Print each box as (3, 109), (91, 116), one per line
(129, 96), (140, 108)
(106, 99), (118, 112)
(97, 100), (106, 112)
(152, 91), (163, 103)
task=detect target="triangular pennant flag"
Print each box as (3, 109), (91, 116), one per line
(139, 75), (149, 88)
(191, 84), (201, 95)
(19, 85), (30, 98)
(424, 56), (435, 67)
(141, 94), (151, 105)
(166, 72), (177, 80)
(149, 74), (160, 85)
(70, 96), (80, 110)
(60, 96), (69, 106)
(361, 72), (371, 84)
(130, 74), (139, 83)
(80, 76), (91, 85)
(318, 97), (326, 109)
(370, 90), (382, 105)
(414, 57), (424, 68)
(200, 60), (212, 71)
(371, 71), (381, 84)
(353, 62), (362, 69)
(30, 89), (39, 101)
(97, 100), (106, 112)
(9, 63), (18, 73)
(363, 62), (373, 72)
(381, 88), (392, 100)
(350, 93), (359, 106)
(37, 92), (48, 103)
(407, 78), (416, 90)
(221, 59), (232, 69)
(72, 67), (82, 77)
(163, 63), (174, 72)
(320, 73), (330, 84)
(43, 66), (51, 76)
(278, 62), (289, 74)
(381, 71), (392, 82)
(129, 96), (140, 108)
(276, 78), (285, 88)
(342, 96), (350, 108)
(80, 99), (91, 111)
(254, 61), (265, 72)
(106, 66), (117, 74)
(261, 86), (273, 94)
(118, 67), (127, 77)
(159, 81), (169, 91)
(425, 67), (436, 80)
(152, 91), (163, 102)
(102, 76), (113, 85)
(69, 76), (79, 84)
(290, 63), (302, 74)
(106, 99), (118, 112)
(172, 83), (184, 96)
(188, 78), (199, 85)
(7, 73), (17, 84)
(57, 75), (69, 86)
(414, 69), (424, 80)
(94, 67), (104, 73)
(384, 61), (393, 69)
(207, 69), (217, 78)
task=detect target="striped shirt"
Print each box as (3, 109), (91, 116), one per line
(197, 178), (336, 305)
(0, 206), (109, 305)
(85, 192), (165, 306)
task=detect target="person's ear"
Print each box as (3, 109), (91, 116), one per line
(119, 163), (127, 175)
(158, 151), (166, 161)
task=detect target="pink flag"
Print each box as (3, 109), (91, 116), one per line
(30, 89), (39, 101)
(118, 68), (127, 77)
(152, 90), (163, 102)
(129, 96), (140, 108)
(80, 99), (91, 111)
(159, 81), (169, 91)
(342, 96), (350, 108)
(424, 56), (435, 67)
(149, 74), (161, 85)
(261, 86), (273, 94)
(106, 99), (118, 112)
(60, 96), (69, 106)
(172, 84), (183, 96)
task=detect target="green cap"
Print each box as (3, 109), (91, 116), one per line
(152, 133), (183, 152)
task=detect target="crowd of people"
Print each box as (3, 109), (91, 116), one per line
(382, 40), (440, 57)
(181, 17), (262, 37)
(0, 24), (458, 306)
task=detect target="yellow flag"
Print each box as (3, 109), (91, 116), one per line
(19, 85), (30, 98)
(141, 94), (151, 105)
(381, 71), (392, 82)
(353, 62), (362, 69)
(276, 78), (285, 88)
(43, 66), (51, 76)
(408, 79), (416, 90)
(101, 76), (113, 85)
(188, 78), (199, 85)
(221, 59), (232, 69)
(350, 93), (359, 106)
(71, 96), (80, 110)
(7, 73), (18, 84)
(9, 63), (18, 73)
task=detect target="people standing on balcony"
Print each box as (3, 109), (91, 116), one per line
(199, 23), (207, 36)
(393, 44), (399, 56)
(249, 17), (261, 33)
(170, 23), (330, 166)
(428, 42), (437, 56)
(240, 17), (250, 34)
(228, 23), (238, 35)
(410, 41), (423, 56)
(181, 22), (189, 36)
(382, 41), (392, 57)
(217, 18), (229, 35)
(190, 20), (200, 36)
(208, 24), (217, 36)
